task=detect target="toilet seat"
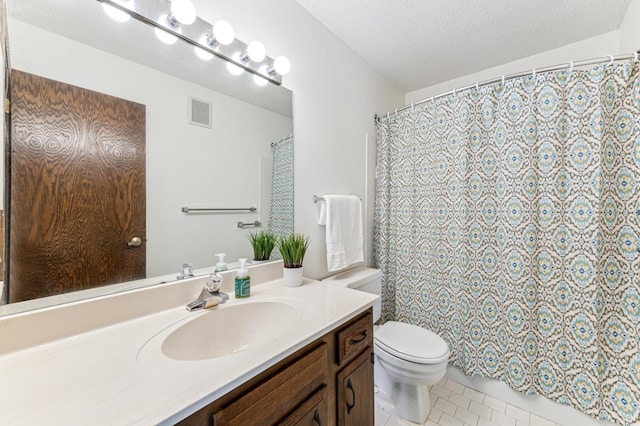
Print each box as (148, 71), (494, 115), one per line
(375, 321), (449, 364)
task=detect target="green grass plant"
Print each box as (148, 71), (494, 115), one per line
(277, 233), (310, 268)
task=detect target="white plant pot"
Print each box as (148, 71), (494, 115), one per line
(283, 267), (303, 287)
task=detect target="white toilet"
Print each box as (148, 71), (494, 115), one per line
(322, 267), (450, 424)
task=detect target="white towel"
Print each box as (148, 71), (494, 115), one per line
(317, 201), (327, 225)
(323, 195), (364, 272)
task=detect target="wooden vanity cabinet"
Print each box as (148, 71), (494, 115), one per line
(177, 308), (373, 426)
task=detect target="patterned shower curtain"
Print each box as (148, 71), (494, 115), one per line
(268, 135), (294, 242)
(374, 61), (640, 425)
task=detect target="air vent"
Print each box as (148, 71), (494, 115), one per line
(188, 97), (212, 128)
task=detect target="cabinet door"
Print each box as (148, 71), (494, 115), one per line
(278, 385), (327, 426)
(336, 348), (373, 426)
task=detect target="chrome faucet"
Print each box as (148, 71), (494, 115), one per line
(186, 273), (229, 311)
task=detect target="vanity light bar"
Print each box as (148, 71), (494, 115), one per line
(97, 0), (284, 85)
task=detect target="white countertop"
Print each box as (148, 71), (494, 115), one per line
(0, 278), (378, 425)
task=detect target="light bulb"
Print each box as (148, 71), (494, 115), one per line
(213, 21), (235, 45)
(273, 56), (291, 75)
(246, 41), (266, 62)
(194, 46), (213, 61)
(154, 26), (178, 45)
(102, 0), (132, 22)
(170, 0), (197, 25)
(227, 53), (244, 76)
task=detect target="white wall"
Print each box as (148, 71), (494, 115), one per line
(8, 19), (293, 277)
(193, 0), (404, 279)
(619, 0), (640, 53)
(406, 30), (622, 104)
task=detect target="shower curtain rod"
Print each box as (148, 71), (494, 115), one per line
(374, 51), (640, 124)
(270, 134), (293, 146)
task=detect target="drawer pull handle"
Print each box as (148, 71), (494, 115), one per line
(346, 378), (356, 414)
(349, 330), (368, 345)
(313, 409), (322, 425)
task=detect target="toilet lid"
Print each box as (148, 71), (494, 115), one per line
(375, 321), (450, 364)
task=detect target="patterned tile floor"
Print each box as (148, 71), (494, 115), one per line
(375, 377), (562, 426)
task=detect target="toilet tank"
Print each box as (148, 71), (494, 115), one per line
(321, 267), (382, 322)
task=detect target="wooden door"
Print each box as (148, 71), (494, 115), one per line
(336, 349), (374, 426)
(8, 70), (146, 303)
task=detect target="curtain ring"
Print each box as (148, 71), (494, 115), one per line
(607, 54), (614, 65)
(532, 68), (536, 78)
(634, 51), (639, 61)
(568, 61), (573, 73)
(476, 81), (479, 91)
(431, 96), (434, 104)
(501, 75), (505, 85)
(411, 102), (414, 112)
(453, 88), (456, 97)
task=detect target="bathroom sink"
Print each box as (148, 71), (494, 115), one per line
(160, 300), (301, 361)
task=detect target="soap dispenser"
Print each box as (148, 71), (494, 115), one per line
(235, 258), (250, 298)
(215, 253), (228, 272)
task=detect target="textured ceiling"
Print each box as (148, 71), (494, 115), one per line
(295, 0), (632, 92)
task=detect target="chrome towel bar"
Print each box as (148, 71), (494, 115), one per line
(237, 220), (261, 228)
(182, 206), (257, 213)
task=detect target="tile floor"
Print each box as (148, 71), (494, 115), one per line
(375, 377), (562, 426)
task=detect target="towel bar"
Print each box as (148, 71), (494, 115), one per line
(237, 220), (261, 228)
(182, 206), (257, 213)
(313, 195), (362, 203)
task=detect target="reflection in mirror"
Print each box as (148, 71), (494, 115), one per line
(0, 0), (293, 314)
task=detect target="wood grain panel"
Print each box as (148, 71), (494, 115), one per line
(336, 348), (374, 426)
(336, 310), (373, 366)
(9, 70), (146, 303)
(213, 343), (328, 426)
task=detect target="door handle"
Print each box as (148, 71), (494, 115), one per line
(127, 236), (142, 247)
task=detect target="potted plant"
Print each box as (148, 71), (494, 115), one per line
(247, 230), (276, 263)
(277, 233), (310, 287)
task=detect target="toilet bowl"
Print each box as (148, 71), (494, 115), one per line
(322, 267), (450, 424)
(374, 320), (449, 422)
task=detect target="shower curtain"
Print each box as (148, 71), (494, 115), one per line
(268, 135), (294, 242)
(374, 60), (640, 425)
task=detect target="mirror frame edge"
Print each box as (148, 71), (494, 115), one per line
(1, 0), (10, 305)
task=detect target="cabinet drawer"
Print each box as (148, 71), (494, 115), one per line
(213, 343), (328, 426)
(336, 311), (373, 365)
(278, 385), (327, 426)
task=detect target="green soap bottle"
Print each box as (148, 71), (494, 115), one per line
(235, 258), (250, 298)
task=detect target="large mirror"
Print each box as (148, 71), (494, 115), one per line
(0, 0), (294, 314)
